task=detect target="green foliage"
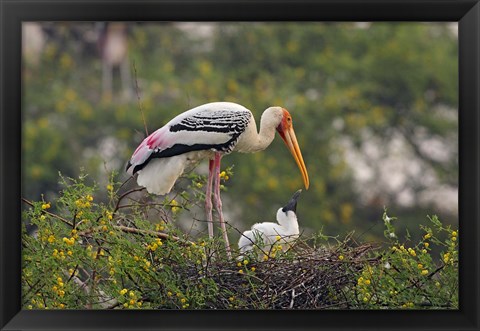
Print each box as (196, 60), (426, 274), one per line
(22, 173), (458, 310)
(346, 210), (458, 309)
(23, 22), (457, 254)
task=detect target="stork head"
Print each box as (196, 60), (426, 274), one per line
(282, 189), (302, 214)
(274, 108), (310, 190)
(277, 189), (302, 227)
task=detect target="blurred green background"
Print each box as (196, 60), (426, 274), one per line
(22, 22), (458, 243)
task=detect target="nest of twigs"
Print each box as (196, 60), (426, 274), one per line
(173, 239), (380, 309)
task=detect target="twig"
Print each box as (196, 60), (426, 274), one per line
(114, 187), (145, 213)
(132, 60), (148, 136)
(21, 197), (73, 227)
(77, 225), (194, 246)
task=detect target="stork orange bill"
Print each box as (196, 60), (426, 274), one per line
(277, 110), (310, 190)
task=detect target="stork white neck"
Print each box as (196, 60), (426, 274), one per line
(236, 106), (284, 153)
(276, 208), (299, 234)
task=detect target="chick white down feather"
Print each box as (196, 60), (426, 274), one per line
(238, 208), (299, 258)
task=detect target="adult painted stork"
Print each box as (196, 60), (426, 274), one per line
(126, 102), (309, 258)
(238, 189), (302, 259)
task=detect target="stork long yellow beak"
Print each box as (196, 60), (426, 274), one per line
(277, 109), (309, 190)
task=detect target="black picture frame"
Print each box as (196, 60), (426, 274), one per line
(1, 0), (479, 330)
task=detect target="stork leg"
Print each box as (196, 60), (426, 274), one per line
(213, 153), (232, 259)
(205, 159), (215, 239)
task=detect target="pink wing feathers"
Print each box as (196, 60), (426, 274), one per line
(126, 126), (171, 175)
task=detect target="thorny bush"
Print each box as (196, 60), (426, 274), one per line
(22, 172), (458, 309)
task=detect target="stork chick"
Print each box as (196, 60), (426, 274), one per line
(238, 190), (302, 259)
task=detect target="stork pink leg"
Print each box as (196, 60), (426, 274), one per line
(205, 159), (215, 239)
(213, 153), (232, 259)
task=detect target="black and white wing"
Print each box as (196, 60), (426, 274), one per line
(127, 102), (251, 175)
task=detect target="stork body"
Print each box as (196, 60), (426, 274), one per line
(238, 190), (302, 258)
(126, 102), (309, 259)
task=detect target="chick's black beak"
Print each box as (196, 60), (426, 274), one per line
(281, 189), (302, 213)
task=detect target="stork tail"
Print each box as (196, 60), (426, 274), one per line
(136, 156), (186, 195)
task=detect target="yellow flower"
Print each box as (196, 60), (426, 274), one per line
(119, 289), (128, 295)
(238, 269), (244, 274)
(364, 279), (371, 285)
(424, 242), (429, 248)
(443, 252), (450, 263)
(408, 248), (416, 257)
(243, 259), (249, 265)
(180, 298), (186, 304)
(417, 263), (423, 269)
(167, 292), (172, 297)
(251, 267), (256, 272)
(237, 262), (242, 267)
(229, 296), (235, 302)
(105, 211), (113, 220)
(421, 249), (427, 254)
(170, 200), (181, 213)
(63, 237), (75, 246)
(47, 235), (56, 244)
(67, 250), (73, 256)
(107, 184), (113, 192)
(40, 215), (46, 221)
(129, 291), (135, 298)
(424, 233), (432, 240)
(451, 236), (457, 242)
(41, 203), (51, 210)
(129, 299), (136, 305)
(451, 231), (457, 237)
(421, 269), (429, 276)
(275, 235), (281, 241)
(338, 255), (344, 261)
(357, 277), (364, 286)
(156, 223), (165, 232)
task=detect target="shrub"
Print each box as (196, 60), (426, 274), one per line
(22, 173), (458, 309)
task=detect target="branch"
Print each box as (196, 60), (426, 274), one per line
(77, 225), (194, 246)
(21, 197), (73, 227)
(132, 60), (148, 136)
